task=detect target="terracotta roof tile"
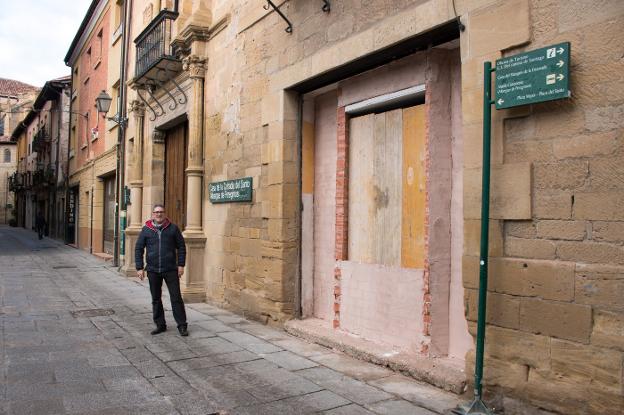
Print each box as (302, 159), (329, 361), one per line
(0, 78), (39, 96)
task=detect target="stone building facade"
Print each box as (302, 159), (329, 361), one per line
(0, 78), (39, 225)
(118, 1), (624, 413)
(64, 0), (122, 255)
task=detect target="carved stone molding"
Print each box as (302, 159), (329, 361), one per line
(182, 55), (207, 79)
(129, 100), (145, 116)
(152, 129), (165, 144)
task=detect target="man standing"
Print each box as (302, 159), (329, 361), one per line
(135, 204), (188, 336)
(35, 211), (46, 240)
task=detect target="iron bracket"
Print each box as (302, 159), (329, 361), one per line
(264, 1), (292, 33)
(136, 88), (159, 121)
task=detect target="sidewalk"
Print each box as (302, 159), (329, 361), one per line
(0, 226), (464, 414)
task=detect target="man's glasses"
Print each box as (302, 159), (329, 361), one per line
(153, 211), (165, 214)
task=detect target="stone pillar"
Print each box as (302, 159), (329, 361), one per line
(180, 55), (207, 303)
(123, 100), (146, 276)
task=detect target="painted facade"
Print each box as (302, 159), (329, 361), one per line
(64, 0), (121, 256)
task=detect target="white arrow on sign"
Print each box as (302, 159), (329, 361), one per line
(557, 74), (565, 81)
(497, 98), (505, 105)
(556, 60), (565, 68)
(557, 47), (564, 54)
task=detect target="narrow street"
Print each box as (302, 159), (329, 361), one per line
(0, 226), (461, 415)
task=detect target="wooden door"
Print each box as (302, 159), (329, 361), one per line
(103, 175), (116, 254)
(165, 122), (187, 230)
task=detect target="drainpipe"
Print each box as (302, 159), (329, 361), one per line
(90, 186), (94, 254)
(113, 0), (131, 268)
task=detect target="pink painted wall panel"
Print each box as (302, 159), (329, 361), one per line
(339, 260), (426, 353)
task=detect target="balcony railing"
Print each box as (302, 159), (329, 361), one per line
(134, 10), (179, 79)
(32, 127), (50, 153)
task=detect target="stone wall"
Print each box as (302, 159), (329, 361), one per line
(123, 0), (623, 412)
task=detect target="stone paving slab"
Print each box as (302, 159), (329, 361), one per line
(0, 226), (466, 415)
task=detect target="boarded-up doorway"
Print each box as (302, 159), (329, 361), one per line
(165, 122), (187, 229)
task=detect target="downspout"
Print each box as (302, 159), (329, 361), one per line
(53, 90), (62, 238)
(65, 72), (74, 244)
(113, 0), (132, 268)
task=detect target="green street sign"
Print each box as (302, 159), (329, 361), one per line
(209, 177), (253, 203)
(495, 42), (570, 109)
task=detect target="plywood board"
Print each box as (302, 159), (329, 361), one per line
(401, 105), (426, 268)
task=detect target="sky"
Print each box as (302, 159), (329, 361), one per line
(0, 0), (92, 87)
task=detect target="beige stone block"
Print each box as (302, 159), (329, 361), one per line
(504, 140), (554, 164)
(592, 221), (624, 244)
(553, 131), (618, 160)
(588, 388), (624, 415)
(525, 369), (589, 414)
(557, 241), (624, 265)
(261, 92), (281, 126)
(461, 88), (483, 126)
(464, 350), (529, 391)
(575, 263), (624, 307)
(592, 308), (624, 351)
(464, 162), (531, 220)
(460, 52), (501, 91)
(573, 192), (624, 221)
(586, 103), (624, 133)
(462, 255), (479, 289)
(505, 221), (537, 239)
(559, 0), (624, 32)
(489, 257), (575, 301)
(505, 236), (556, 260)
(533, 190), (572, 220)
(467, 0), (530, 58)
(533, 160), (588, 191)
(484, 325), (551, 369)
(464, 219), (503, 257)
(551, 338), (622, 389)
(588, 156), (624, 192)
(519, 298), (592, 343)
(465, 289), (520, 329)
(536, 220), (586, 241)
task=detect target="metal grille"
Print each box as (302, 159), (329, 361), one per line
(134, 10), (178, 79)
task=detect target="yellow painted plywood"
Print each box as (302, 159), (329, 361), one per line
(401, 105), (427, 268)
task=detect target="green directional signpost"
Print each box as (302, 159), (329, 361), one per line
(495, 42), (570, 109)
(453, 43), (571, 415)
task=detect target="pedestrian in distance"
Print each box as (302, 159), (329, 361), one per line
(35, 211), (46, 240)
(135, 204), (189, 336)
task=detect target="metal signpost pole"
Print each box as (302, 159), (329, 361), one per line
(453, 61), (495, 415)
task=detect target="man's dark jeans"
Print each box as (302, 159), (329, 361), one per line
(147, 271), (187, 329)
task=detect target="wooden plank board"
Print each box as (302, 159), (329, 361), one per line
(401, 105), (427, 268)
(378, 109), (402, 267)
(348, 114), (375, 264)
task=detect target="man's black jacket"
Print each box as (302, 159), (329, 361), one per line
(135, 219), (186, 273)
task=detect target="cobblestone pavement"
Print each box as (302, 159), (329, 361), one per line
(0, 226), (463, 415)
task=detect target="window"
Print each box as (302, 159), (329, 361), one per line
(3, 149), (10, 163)
(86, 47), (92, 68)
(97, 30), (103, 61)
(0, 115), (5, 136)
(115, 0), (124, 28)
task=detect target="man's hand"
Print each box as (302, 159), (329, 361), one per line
(137, 270), (145, 281)
(178, 266), (184, 279)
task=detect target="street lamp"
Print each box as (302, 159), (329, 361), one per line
(95, 90), (127, 128)
(95, 90), (113, 114)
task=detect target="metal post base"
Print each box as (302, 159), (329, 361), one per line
(450, 398), (493, 415)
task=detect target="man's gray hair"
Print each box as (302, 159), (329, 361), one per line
(153, 203), (165, 211)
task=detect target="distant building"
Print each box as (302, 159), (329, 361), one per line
(10, 77), (71, 238)
(0, 78), (39, 224)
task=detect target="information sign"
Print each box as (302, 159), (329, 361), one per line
(495, 42), (570, 109)
(209, 177), (253, 203)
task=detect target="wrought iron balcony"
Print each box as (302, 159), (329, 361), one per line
(32, 128), (50, 153)
(134, 10), (180, 81)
